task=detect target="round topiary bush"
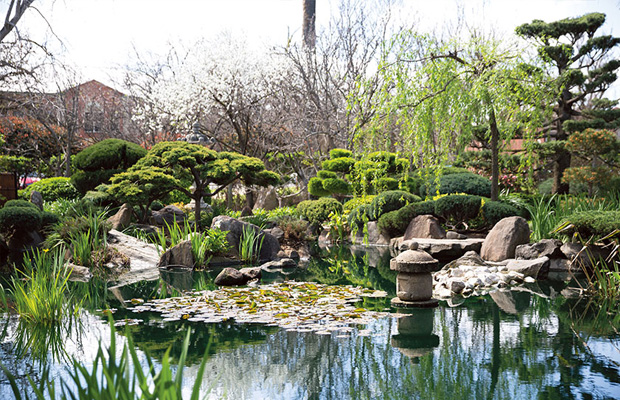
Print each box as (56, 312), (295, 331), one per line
(3, 199), (39, 210)
(369, 190), (421, 220)
(420, 172), (491, 197)
(0, 206), (42, 234)
(329, 148), (353, 159)
(482, 200), (519, 227)
(321, 157), (356, 174)
(557, 210), (620, 240)
(434, 195), (482, 227)
(317, 170), (338, 180)
(377, 200), (437, 237)
(41, 210), (60, 229)
(308, 177), (330, 197)
(72, 139), (147, 194)
(322, 178), (351, 195)
(297, 198), (343, 226)
(21, 177), (80, 201)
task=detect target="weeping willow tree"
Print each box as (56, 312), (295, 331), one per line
(350, 31), (551, 200)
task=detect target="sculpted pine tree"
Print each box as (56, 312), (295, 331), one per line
(516, 13), (620, 194)
(108, 142), (279, 225)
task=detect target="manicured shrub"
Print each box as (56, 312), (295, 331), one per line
(434, 195), (482, 227)
(377, 200), (437, 237)
(41, 211), (60, 229)
(4, 199), (39, 210)
(482, 200), (520, 227)
(83, 190), (114, 206)
(308, 177), (330, 197)
(321, 157), (356, 174)
(343, 195), (376, 213)
(297, 198), (343, 226)
(375, 177), (399, 191)
(0, 206), (42, 233)
(557, 210), (620, 239)
(21, 177), (80, 201)
(420, 172), (491, 197)
(72, 139), (147, 194)
(329, 148), (353, 159)
(369, 190), (421, 219)
(415, 166), (470, 177)
(322, 178), (351, 195)
(317, 170), (338, 180)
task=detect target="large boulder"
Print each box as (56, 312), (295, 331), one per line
(157, 240), (194, 268)
(253, 187), (279, 211)
(403, 215), (446, 240)
(151, 205), (186, 226)
(214, 267), (246, 286)
(29, 190), (44, 211)
(481, 216), (530, 262)
(211, 215), (280, 261)
(505, 256), (550, 279)
(351, 221), (390, 245)
(443, 250), (488, 270)
(516, 239), (563, 260)
(415, 238), (484, 261)
(560, 242), (611, 269)
(108, 203), (133, 230)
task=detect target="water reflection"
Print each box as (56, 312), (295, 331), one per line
(391, 308), (440, 362)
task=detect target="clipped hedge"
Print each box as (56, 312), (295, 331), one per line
(557, 210), (620, 239)
(420, 172), (491, 197)
(369, 190), (421, 220)
(21, 177), (80, 201)
(297, 197), (343, 226)
(322, 178), (351, 195)
(434, 195), (482, 226)
(377, 200), (437, 237)
(4, 199), (39, 210)
(482, 201), (520, 227)
(0, 206), (42, 233)
(321, 157), (356, 174)
(308, 177), (330, 197)
(329, 148), (353, 159)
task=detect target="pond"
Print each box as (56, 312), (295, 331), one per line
(1, 245), (619, 399)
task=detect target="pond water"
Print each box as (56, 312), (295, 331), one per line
(1, 245), (619, 399)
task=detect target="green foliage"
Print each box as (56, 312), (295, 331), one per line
(297, 198), (343, 226)
(82, 190), (113, 207)
(369, 190), (420, 220)
(72, 139), (146, 194)
(322, 178), (351, 195)
(238, 224), (265, 264)
(343, 195), (376, 213)
(556, 211), (620, 240)
(40, 211), (60, 229)
(21, 177), (80, 201)
(375, 177), (399, 191)
(276, 215), (308, 242)
(420, 172), (491, 197)
(347, 204), (372, 229)
(0, 205), (41, 233)
(44, 207), (110, 250)
(308, 177), (330, 197)
(482, 200), (520, 227)
(434, 195), (482, 228)
(4, 199), (39, 210)
(329, 148), (353, 159)
(321, 157), (356, 174)
(377, 200), (436, 237)
(317, 170), (338, 180)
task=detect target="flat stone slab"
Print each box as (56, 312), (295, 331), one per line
(412, 238), (485, 261)
(107, 229), (160, 289)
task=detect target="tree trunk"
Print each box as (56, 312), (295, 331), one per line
(489, 107), (500, 201)
(64, 129), (73, 177)
(302, 0), (316, 49)
(552, 89), (572, 194)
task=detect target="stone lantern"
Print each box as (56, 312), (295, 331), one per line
(390, 244), (441, 308)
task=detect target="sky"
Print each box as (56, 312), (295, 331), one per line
(8, 0), (620, 96)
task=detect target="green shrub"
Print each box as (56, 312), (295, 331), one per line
(297, 198), (343, 226)
(40, 211), (60, 229)
(21, 177), (80, 201)
(343, 195), (376, 213)
(4, 199), (39, 210)
(276, 215), (309, 242)
(556, 210), (620, 240)
(538, 177), (589, 195)
(415, 166), (470, 177)
(375, 177), (399, 191)
(482, 200), (519, 227)
(83, 190), (114, 206)
(308, 177), (330, 197)
(322, 178), (351, 195)
(369, 151), (396, 165)
(321, 157), (356, 173)
(329, 148), (353, 159)
(0, 206), (42, 233)
(317, 170), (338, 180)
(434, 195), (482, 227)
(369, 190), (421, 219)
(377, 200), (436, 237)
(420, 172), (491, 197)
(347, 204), (373, 229)
(72, 139), (147, 194)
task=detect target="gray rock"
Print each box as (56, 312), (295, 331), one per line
(351, 221), (391, 245)
(399, 240), (418, 251)
(151, 205), (186, 226)
(516, 239), (563, 260)
(211, 215), (280, 261)
(443, 250), (488, 270)
(253, 187), (279, 211)
(214, 268), (247, 286)
(481, 216), (530, 262)
(107, 229), (160, 289)
(260, 258), (297, 272)
(108, 203), (133, 230)
(66, 262), (93, 282)
(450, 280), (466, 294)
(505, 256), (550, 278)
(265, 227), (284, 242)
(559, 242), (610, 269)
(404, 215), (446, 240)
(415, 238), (485, 261)
(239, 266), (262, 281)
(446, 231), (467, 240)
(240, 206), (253, 217)
(157, 240), (194, 268)
(29, 190), (43, 211)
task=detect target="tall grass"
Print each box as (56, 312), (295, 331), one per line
(238, 224), (264, 264)
(1, 248), (80, 326)
(1, 322), (212, 399)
